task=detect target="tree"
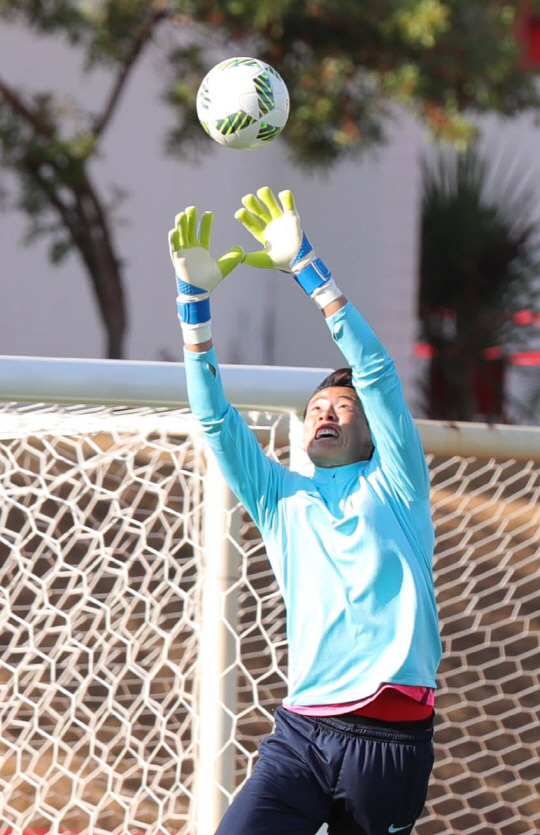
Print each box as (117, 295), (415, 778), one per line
(1, 0), (539, 357)
(419, 148), (540, 422)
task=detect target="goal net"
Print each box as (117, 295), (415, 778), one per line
(0, 391), (538, 835)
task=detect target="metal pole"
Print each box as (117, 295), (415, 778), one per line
(195, 447), (240, 835)
(288, 411), (313, 474)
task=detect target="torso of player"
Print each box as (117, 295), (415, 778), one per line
(260, 457), (441, 707)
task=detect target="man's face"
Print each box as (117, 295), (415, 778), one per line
(303, 386), (373, 468)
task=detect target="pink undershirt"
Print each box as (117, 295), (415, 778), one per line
(283, 684), (435, 721)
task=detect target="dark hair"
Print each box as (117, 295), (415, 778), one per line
(314, 367), (355, 392)
(303, 367), (357, 418)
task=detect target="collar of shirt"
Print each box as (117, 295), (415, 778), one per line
(313, 460), (368, 484)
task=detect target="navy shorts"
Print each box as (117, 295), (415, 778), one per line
(215, 706), (434, 835)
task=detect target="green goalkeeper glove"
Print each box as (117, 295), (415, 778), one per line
(235, 187), (342, 310)
(169, 206), (243, 344)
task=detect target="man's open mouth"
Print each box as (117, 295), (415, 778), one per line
(315, 426), (339, 439)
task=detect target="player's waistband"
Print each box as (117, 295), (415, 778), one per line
(333, 711), (434, 731)
(289, 709), (434, 743)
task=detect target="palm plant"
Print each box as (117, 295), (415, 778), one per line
(418, 147), (540, 422)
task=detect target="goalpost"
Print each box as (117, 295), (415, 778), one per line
(0, 356), (539, 835)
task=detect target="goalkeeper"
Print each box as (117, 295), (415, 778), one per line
(169, 188), (442, 835)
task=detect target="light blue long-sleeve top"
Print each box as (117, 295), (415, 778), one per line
(184, 302), (441, 706)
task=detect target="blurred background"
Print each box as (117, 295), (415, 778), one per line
(0, 0), (539, 421)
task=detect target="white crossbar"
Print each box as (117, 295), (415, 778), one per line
(1, 355), (538, 460)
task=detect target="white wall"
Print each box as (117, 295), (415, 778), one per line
(0, 21), (424, 405)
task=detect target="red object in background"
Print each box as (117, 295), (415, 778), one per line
(512, 309), (540, 326)
(510, 350), (540, 366)
(513, 309), (534, 325)
(425, 354), (507, 420)
(524, 14), (540, 66)
(414, 342), (438, 359)
(483, 346), (504, 360)
(516, 3), (540, 68)
(474, 357), (506, 418)
(415, 344), (540, 365)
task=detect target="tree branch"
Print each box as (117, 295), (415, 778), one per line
(92, 5), (171, 140)
(25, 153), (127, 358)
(0, 76), (55, 140)
(24, 153), (85, 252)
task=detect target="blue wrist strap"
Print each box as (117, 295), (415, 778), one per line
(177, 297), (210, 324)
(176, 278), (210, 323)
(293, 257), (332, 295)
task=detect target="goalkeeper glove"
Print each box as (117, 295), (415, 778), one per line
(234, 187), (342, 310)
(169, 206), (243, 344)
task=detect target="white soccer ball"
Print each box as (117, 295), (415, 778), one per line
(196, 57), (290, 150)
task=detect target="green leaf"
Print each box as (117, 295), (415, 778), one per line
(49, 238), (72, 264)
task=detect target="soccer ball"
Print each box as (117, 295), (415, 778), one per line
(196, 57), (290, 150)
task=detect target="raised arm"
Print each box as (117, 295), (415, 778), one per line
(169, 206), (282, 529)
(169, 206), (242, 353)
(235, 187), (429, 501)
(323, 301), (430, 500)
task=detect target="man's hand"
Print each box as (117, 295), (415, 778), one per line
(169, 206), (243, 346)
(234, 187), (303, 272)
(169, 206), (243, 297)
(235, 187), (342, 310)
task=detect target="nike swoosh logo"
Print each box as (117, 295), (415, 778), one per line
(388, 826), (413, 833)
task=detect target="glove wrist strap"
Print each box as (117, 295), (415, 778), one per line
(292, 256), (342, 309)
(177, 296), (210, 324)
(293, 257), (332, 294)
(180, 319), (212, 344)
(177, 294), (212, 344)
(311, 277), (343, 310)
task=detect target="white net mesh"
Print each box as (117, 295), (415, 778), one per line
(420, 453), (540, 835)
(0, 402), (539, 835)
